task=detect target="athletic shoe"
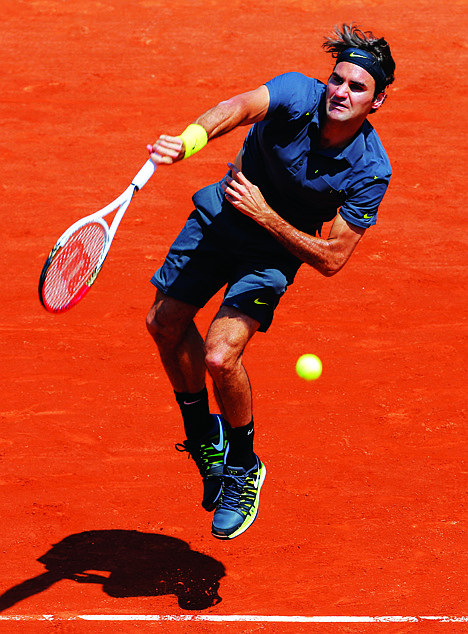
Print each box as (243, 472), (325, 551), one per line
(211, 455), (266, 540)
(175, 414), (229, 512)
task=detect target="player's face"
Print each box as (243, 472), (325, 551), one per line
(325, 62), (384, 123)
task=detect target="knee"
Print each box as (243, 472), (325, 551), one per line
(204, 343), (238, 380)
(204, 347), (222, 377)
(146, 304), (167, 343)
(146, 307), (158, 339)
(146, 295), (197, 348)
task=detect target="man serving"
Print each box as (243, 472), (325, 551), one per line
(146, 24), (396, 540)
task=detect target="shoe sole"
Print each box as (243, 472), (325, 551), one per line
(211, 462), (267, 540)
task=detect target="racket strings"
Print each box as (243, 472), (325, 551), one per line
(42, 222), (107, 312)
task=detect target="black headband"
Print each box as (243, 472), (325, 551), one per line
(336, 47), (387, 93)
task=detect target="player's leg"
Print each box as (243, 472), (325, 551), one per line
(147, 204), (232, 438)
(146, 289), (214, 446)
(146, 289), (206, 395)
(203, 306), (266, 539)
(204, 305), (259, 429)
(206, 254), (302, 538)
(146, 290), (229, 511)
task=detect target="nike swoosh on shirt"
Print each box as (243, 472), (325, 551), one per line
(254, 298), (269, 306)
(349, 52), (368, 58)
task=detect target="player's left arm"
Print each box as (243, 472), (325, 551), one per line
(223, 164), (365, 277)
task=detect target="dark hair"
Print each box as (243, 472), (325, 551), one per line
(323, 24), (395, 94)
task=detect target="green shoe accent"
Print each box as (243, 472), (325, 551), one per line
(211, 456), (266, 539)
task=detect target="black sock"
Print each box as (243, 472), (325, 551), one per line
(226, 419), (256, 470)
(174, 387), (213, 442)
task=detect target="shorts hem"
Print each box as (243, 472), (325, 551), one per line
(150, 274), (206, 309)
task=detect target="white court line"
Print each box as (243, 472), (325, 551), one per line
(0, 615), (467, 622)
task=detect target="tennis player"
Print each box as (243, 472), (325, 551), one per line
(146, 24), (396, 540)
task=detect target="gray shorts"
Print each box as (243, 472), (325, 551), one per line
(151, 183), (314, 332)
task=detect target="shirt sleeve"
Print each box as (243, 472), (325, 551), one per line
(339, 177), (389, 228)
(265, 73), (323, 121)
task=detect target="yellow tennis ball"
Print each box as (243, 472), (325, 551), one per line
(296, 354), (322, 381)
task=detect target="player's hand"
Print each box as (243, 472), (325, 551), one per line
(222, 163), (273, 225)
(147, 135), (185, 165)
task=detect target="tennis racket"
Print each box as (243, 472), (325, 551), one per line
(39, 159), (156, 314)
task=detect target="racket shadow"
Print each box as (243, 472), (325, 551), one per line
(0, 529), (225, 612)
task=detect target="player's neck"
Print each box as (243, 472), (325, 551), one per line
(320, 118), (364, 150)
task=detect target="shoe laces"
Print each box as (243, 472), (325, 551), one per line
(175, 439), (218, 476)
(175, 439), (196, 455)
(176, 439), (204, 467)
(219, 469), (256, 514)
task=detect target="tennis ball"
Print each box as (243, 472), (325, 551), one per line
(296, 354), (322, 381)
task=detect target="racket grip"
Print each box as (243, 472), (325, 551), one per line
(132, 159), (156, 191)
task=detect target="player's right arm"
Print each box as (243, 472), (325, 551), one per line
(148, 85), (270, 165)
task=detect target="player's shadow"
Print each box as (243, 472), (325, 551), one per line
(0, 529), (225, 612)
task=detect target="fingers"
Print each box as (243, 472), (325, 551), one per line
(224, 163), (254, 196)
(147, 135), (185, 165)
(222, 165), (253, 209)
(224, 163), (243, 191)
(221, 173), (242, 203)
(227, 162), (246, 183)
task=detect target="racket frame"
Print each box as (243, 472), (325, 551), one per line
(39, 159), (156, 313)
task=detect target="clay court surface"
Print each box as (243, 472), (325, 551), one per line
(1, 0), (467, 631)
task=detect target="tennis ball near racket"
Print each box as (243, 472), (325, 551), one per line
(296, 354), (322, 381)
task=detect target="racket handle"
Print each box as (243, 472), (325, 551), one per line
(132, 159), (156, 191)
